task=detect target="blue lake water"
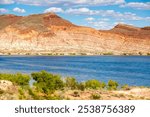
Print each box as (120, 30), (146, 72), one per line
(0, 56), (150, 86)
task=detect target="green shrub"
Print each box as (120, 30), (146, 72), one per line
(48, 53), (52, 56)
(85, 79), (102, 89)
(147, 53), (150, 56)
(28, 88), (40, 100)
(65, 77), (78, 90)
(18, 88), (26, 100)
(103, 52), (113, 55)
(31, 71), (64, 94)
(91, 93), (101, 100)
(138, 52), (142, 55)
(122, 53), (127, 56)
(107, 80), (118, 90)
(121, 84), (130, 90)
(14, 73), (30, 86)
(0, 73), (30, 86)
(101, 82), (106, 89)
(80, 53), (87, 55)
(78, 82), (85, 91)
(69, 53), (76, 56)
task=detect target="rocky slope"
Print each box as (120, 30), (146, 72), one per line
(0, 13), (150, 55)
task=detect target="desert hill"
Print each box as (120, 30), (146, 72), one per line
(0, 13), (150, 55)
(110, 24), (150, 39)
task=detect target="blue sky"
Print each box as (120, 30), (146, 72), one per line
(0, 0), (150, 29)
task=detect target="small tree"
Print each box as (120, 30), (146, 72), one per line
(31, 71), (64, 94)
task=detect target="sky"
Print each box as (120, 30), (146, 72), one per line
(0, 0), (150, 30)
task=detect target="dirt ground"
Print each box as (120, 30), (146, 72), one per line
(55, 87), (150, 100)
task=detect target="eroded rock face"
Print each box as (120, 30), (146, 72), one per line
(0, 13), (150, 55)
(0, 80), (13, 91)
(0, 80), (18, 100)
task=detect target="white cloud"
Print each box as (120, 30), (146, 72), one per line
(44, 7), (64, 13)
(87, 20), (115, 30)
(13, 7), (26, 13)
(66, 8), (94, 15)
(3, 0), (125, 6)
(0, 0), (14, 4)
(65, 8), (145, 21)
(70, 0), (125, 6)
(100, 18), (110, 21)
(120, 2), (150, 10)
(15, 0), (48, 6)
(0, 8), (8, 13)
(85, 17), (95, 21)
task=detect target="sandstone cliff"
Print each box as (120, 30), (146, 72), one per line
(0, 13), (150, 55)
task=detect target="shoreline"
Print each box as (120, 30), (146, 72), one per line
(0, 71), (150, 100)
(0, 52), (150, 56)
(0, 50), (150, 56)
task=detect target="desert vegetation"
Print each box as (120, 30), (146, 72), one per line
(0, 71), (150, 100)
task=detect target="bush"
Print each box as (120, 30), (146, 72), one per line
(28, 88), (40, 100)
(91, 93), (101, 100)
(121, 84), (130, 90)
(103, 52), (113, 55)
(31, 71), (64, 94)
(78, 82), (85, 91)
(0, 73), (30, 86)
(73, 91), (80, 97)
(147, 53), (150, 56)
(69, 53), (76, 56)
(80, 53), (87, 55)
(18, 88), (26, 100)
(65, 77), (78, 90)
(85, 79), (101, 89)
(138, 52), (142, 55)
(101, 82), (106, 89)
(14, 73), (30, 86)
(107, 80), (118, 90)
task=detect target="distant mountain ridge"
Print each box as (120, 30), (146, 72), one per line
(0, 13), (150, 55)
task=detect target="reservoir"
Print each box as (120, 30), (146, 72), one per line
(0, 56), (150, 86)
